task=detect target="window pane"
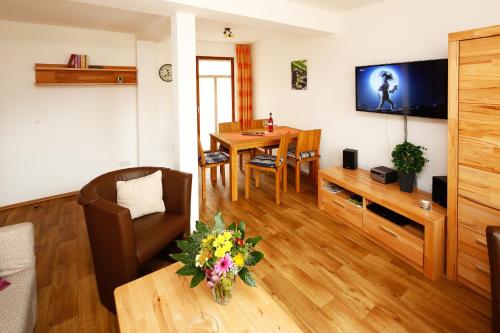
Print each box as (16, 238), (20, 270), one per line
(217, 78), (232, 124)
(199, 60), (231, 76)
(199, 78), (215, 149)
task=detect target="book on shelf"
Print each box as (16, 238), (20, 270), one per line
(322, 183), (344, 193)
(67, 53), (89, 69)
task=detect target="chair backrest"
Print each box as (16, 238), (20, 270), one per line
(218, 121), (241, 133)
(197, 136), (206, 165)
(252, 119), (266, 129)
(275, 132), (290, 166)
(295, 129), (322, 158)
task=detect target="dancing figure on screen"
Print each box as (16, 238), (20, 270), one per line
(376, 71), (398, 111)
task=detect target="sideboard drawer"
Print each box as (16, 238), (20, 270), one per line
(458, 251), (490, 294)
(363, 211), (423, 267)
(458, 225), (488, 263)
(321, 190), (363, 229)
(458, 196), (500, 236)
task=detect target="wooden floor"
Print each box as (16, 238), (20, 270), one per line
(0, 165), (491, 332)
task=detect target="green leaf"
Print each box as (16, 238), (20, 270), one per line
(238, 221), (246, 239)
(190, 269), (205, 288)
(176, 265), (198, 276)
(214, 211), (226, 231)
(175, 240), (190, 251)
(228, 222), (236, 232)
(195, 220), (209, 233)
(238, 267), (256, 287)
(246, 236), (262, 247)
(169, 252), (191, 264)
(246, 251), (264, 266)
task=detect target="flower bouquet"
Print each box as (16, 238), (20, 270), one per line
(170, 212), (264, 305)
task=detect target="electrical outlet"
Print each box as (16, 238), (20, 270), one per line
(119, 161), (131, 167)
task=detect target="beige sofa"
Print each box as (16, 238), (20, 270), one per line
(0, 222), (37, 333)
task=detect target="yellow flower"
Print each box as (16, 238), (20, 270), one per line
(202, 235), (215, 247)
(215, 247), (226, 258)
(233, 253), (244, 267)
(223, 231), (232, 240)
(213, 234), (226, 248)
(222, 241), (233, 252)
(195, 249), (211, 267)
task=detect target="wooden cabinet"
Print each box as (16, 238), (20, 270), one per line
(318, 167), (446, 280)
(447, 25), (500, 296)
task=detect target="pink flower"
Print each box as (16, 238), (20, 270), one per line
(207, 281), (214, 288)
(214, 254), (233, 275)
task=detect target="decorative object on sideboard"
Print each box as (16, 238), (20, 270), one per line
(291, 59), (307, 90)
(391, 141), (429, 193)
(420, 199), (432, 210)
(343, 148), (358, 170)
(170, 211), (264, 306)
(159, 63), (172, 82)
(432, 176), (447, 208)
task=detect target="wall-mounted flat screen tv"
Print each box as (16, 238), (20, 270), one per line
(355, 59), (448, 119)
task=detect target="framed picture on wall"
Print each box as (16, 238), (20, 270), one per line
(291, 60), (307, 90)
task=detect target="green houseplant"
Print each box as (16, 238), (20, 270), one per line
(391, 141), (429, 192)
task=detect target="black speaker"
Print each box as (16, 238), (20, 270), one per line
(432, 176), (447, 208)
(343, 149), (358, 170)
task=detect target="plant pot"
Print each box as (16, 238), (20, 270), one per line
(398, 172), (416, 193)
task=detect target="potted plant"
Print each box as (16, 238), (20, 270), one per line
(391, 141), (429, 193)
(170, 212), (264, 305)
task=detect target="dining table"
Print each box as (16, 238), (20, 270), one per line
(210, 126), (300, 201)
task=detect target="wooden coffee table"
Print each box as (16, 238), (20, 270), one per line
(114, 262), (302, 332)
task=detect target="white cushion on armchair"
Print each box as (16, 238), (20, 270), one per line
(0, 222), (37, 333)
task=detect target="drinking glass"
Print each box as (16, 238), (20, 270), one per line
(186, 312), (219, 333)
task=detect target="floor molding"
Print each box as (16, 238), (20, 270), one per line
(0, 191), (79, 211)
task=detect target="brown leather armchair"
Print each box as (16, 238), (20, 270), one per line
(77, 167), (192, 313)
(487, 226), (500, 333)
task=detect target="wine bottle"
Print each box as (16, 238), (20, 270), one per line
(268, 113), (274, 132)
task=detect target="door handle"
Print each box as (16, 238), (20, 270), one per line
(379, 226), (398, 238)
(475, 238), (487, 247)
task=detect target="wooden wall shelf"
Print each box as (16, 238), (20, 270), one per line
(34, 63), (137, 86)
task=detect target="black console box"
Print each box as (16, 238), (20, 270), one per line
(370, 166), (398, 184)
(367, 203), (413, 226)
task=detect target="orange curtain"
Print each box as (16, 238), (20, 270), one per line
(236, 44), (253, 130)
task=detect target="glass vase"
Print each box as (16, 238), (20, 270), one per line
(211, 277), (235, 306)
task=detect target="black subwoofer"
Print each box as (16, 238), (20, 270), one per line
(343, 149), (358, 170)
(432, 176), (447, 208)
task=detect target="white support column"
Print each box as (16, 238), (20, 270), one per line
(171, 12), (199, 229)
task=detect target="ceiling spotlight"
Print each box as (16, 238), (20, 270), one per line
(223, 27), (233, 38)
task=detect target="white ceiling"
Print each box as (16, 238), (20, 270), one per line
(0, 0), (387, 42)
(0, 0), (171, 41)
(289, 0), (386, 12)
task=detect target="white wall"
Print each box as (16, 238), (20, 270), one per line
(0, 20), (138, 206)
(253, 0), (500, 192)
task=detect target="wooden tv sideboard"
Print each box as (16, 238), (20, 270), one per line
(318, 166), (447, 280)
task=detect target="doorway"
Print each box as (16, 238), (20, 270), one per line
(196, 56), (235, 148)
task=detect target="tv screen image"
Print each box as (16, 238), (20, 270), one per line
(355, 59), (448, 119)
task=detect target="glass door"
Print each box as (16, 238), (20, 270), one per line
(196, 57), (235, 148)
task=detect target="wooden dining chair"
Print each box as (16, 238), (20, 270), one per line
(218, 121), (255, 171)
(245, 133), (289, 205)
(286, 129), (321, 192)
(198, 136), (230, 200)
(252, 118), (278, 155)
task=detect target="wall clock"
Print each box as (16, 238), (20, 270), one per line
(159, 64), (172, 82)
